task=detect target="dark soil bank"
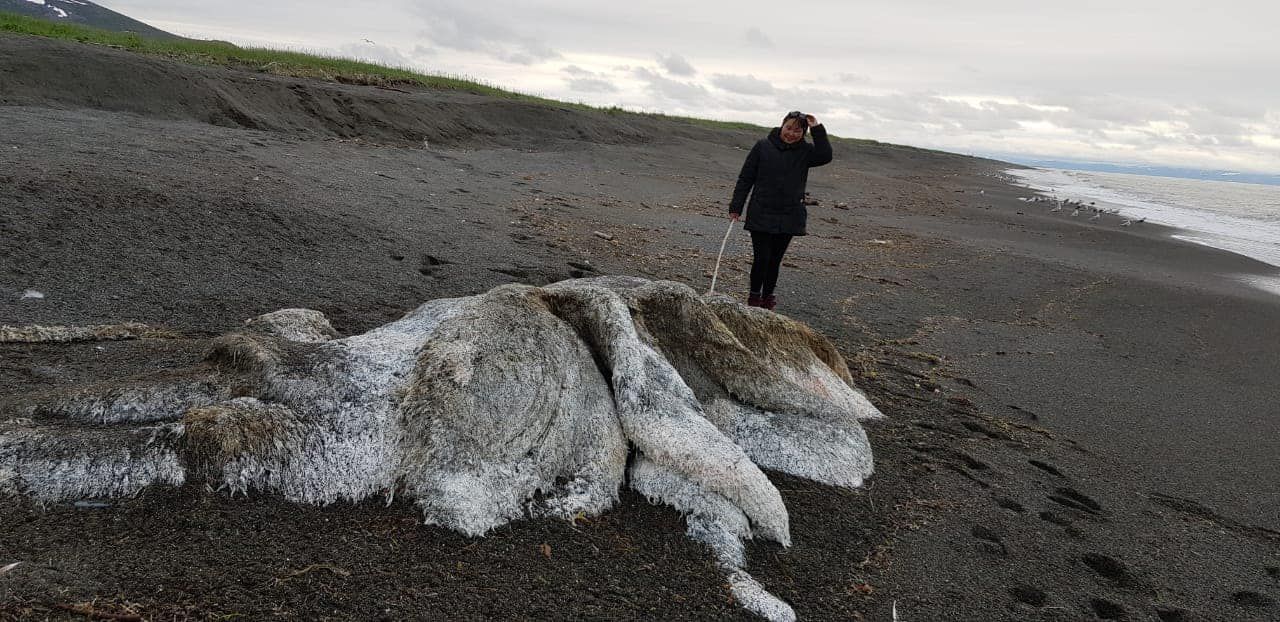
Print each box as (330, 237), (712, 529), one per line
(3, 33), (1279, 621)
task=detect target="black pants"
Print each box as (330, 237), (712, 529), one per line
(749, 232), (793, 296)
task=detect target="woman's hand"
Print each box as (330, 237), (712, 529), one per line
(729, 212), (740, 221)
(805, 114), (820, 127)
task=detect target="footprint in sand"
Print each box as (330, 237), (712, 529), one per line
(1028, 459), (1065, 477)
(1089, 598), (1126, 619)
(1081, 553), (1142, 588)
(960, 420), (1011, 440)
(1047, 487), (1104, 515)
(488, 264), (595, 285)
(1154, 606), (1194, 622)
(938, 460), (991, 489)
(1008, 584), (1046, 607)
(970, 525), (1007, 556)
(418, 254), (451, 277)
(915, 445), (990, 472)
(1038, 510), (1071, 527)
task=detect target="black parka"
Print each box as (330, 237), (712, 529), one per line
(728, 124), (832, 235)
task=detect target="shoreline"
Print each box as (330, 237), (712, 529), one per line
(1007, 167), (1280, 271)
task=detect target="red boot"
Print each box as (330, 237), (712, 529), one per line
(747, 293), (763, 307)
(762, 295), (777, 310)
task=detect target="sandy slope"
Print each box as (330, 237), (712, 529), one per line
(2, 33), (1279, 620)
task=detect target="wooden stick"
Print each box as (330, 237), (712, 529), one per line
(708, 206), (747, 295)
(707, 217), (737, 295)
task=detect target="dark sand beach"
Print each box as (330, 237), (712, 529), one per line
(2, 34), (1279, 621)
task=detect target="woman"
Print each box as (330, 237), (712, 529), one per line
(728, 110), (832, 310)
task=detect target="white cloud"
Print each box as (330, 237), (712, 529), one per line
(561, 65), (619, 93)
(410, 0), (559, 65)
(632, 67), (711, 105)
(96, 0), (1280, 172)
(657, 53), (696, 76)
(567, 78), (619, 93)
(835, 72), (870, 85)
(710, 73), (774, 96)
(744, 26), (773, 49)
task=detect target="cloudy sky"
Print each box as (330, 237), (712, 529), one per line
(99, 0), (1280, 173)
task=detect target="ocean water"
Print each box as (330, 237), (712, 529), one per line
(1008, 168), (1280, 295)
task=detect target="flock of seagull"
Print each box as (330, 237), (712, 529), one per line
(1018, 194), (1147, 227)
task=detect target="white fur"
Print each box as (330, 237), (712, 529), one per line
(0, 278), (882, 620)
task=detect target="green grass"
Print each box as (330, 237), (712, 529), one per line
(0, 11), (768, 132)
(0, 12), (520, 94)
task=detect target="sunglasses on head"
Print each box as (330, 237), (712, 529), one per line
(784, 111), (809, 127)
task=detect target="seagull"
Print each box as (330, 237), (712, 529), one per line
(1071, 208), (1080, 217)
(1089, 212), (1101, 221)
